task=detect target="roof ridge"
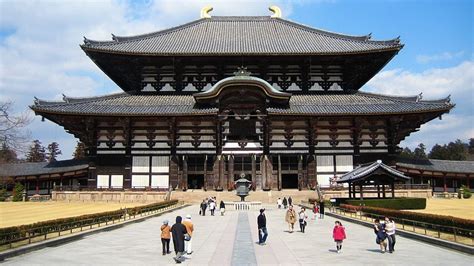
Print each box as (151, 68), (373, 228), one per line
(357, 91), (452, 105)
(33, 92), (129, 107)
(274, 17), (401, 46)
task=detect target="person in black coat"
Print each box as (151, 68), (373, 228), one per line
(171, 216), (187, 263)
(319, 201), (325, 219)
(288, 196), (293, 207)
(200, 199), (207, 216)
(282, 197), (288, 209)
(257, 208), (268, 245)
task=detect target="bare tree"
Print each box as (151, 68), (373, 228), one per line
(0, 101), (32, 153)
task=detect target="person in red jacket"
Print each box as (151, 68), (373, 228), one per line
(332, 221), (346, 253)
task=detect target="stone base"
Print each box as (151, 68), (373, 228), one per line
(52, 191), (167, 202)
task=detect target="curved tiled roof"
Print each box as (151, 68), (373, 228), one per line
(396, 159), (474, 174)
(337, 160), (410, 183)
(81, 16), (402, 56)
(0, 160), (89, 178)
(31, 91), (452, 117)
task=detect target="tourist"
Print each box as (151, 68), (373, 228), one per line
(200, 199), (207, 216)
(298, 207), (308, 233)
(209, 199), (216, 216)
(384, 217), (396, 253)
(312, 203), (319, 220)
(257, 208), (268, 245)
(374, 219), (388, 253)
(332, 221), (346, 253)
(220, 200), (226, 216)
(171, 216), (187, 263)
(288, 196), (293, 206)
(319, 201), (325, 219)
(285, 205), (297, 233)
(182, 214), (194, 255)
(282, 197), (288, 209)
(277, 197), (282, 209)
(160, 220), (171, 255)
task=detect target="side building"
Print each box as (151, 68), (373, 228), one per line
(26, 8), (452, 192)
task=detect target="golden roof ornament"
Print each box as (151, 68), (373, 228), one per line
(200, 6), (213, 18)
(269, 5), (282, 18)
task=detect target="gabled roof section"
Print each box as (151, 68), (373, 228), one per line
(0, 159), (89, 178)
(396, 159), (474, 175)
(81, 16), (403, 56)
(337, 160), (410, 183)
(30, 91), (453, 117)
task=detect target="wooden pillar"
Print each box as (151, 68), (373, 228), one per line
(183, 156), (188, 190)
(278, 154), (282, 191)
(359, 184), (363, 200)
(377, 184), (381, 198)
(298, 155), (303, 190)
(391, 182), (395, 198)
(228, 155), (234, 191)
(203, 155), (208, 191)
(251, 155), (256, 189)
(348, 183), (352, 199)
(35, 176), (40, 194)
(443, 174), (447, 192)
(382, 184), (386, 198)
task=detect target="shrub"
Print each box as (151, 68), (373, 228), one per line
(12, 183), (24, 202)
(345, 198), (426, 210)
(0, 188), (7, 202)
(460, 185), (472, 199)
(352, 205), (474, 230)
(0, 200), (178, 245)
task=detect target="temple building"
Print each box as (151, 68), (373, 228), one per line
(27, 7), (453, 192)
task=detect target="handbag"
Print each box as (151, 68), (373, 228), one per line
(184, 233), (191, 241)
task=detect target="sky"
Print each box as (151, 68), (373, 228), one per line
(0, 0), (472, 160)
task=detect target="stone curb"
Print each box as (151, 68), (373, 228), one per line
(0, 203), (189, 262)
(325, 210), (474, 255)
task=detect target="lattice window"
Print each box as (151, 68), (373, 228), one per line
(110, 175), (124, 189)
(335, 155), (353, 172)
(97, 175), (110, 188)
(316, 155), (334, 172)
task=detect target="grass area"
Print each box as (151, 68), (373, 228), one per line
(409, 198), (474, 220)
(0, 202), (147, 228)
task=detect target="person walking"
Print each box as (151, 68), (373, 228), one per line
(374, 219), (388, 253)
(200, 199), (207, 216)
(285, 205), (297, 233)
(257, 208), (268, 245)
(312, 203), (319, 220)
(282, 197), (288, 209)
(288, 196), (293, 206)
(219, 200), (226, 216)
(384, 217), (396, 253)
(332, 221), (346, 253)
(182, 214), (194, 255)
(319, 201), (325, 219)
(209, 199), (216, 216)
(277, 198), (282, 209)
(160, 220), (171, 255)
(298, 207), (308, 233)
(171, 216), (188, 263)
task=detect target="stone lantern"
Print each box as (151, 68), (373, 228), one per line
(235, 173), (252, 202)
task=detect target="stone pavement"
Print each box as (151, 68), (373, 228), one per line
(2, 205), (472, 265)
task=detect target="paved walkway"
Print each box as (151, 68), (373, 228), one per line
(3, 205), (472, 265)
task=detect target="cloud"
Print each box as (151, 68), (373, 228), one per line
(416, 51), (465, 64)
(365, 61), (474, 150)
(0, 0), (299, 160)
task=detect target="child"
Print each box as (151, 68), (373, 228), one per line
(312, 203), (319, 220)
(160, 220), (171, 255)
(332, 221), (346, 253)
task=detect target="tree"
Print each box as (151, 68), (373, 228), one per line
(0, 142), (17, 164)
(47, 142), (62, 162)
(72, 141), (86, 159)
(26, 140), (46, 162)
(413, 143), (427, 159)
(0, 101), (32, 154)
(428, 139), (469, 161)
(398, 147), (414, 159)
(468, 138), (474, 154)
(12, 182), (24, 202)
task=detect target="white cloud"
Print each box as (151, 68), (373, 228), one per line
(365, 61), (474, 150)
(0, 0), (298, 159)
(416, 51), (465, 64)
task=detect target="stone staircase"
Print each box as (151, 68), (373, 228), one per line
(170, 189), (318, 204)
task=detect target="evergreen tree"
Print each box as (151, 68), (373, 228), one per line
(72, 141), (86, 159)
(398, 147), (414, 159)
(26, 140), (46, 162)
(12, 182), (24, 202)
(469, 138), (474, 154)
(47, 142), (62, 162)
(0, 142), (17, 164)
(429, 139), (468, 161)
(413, 143), (427, 159)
